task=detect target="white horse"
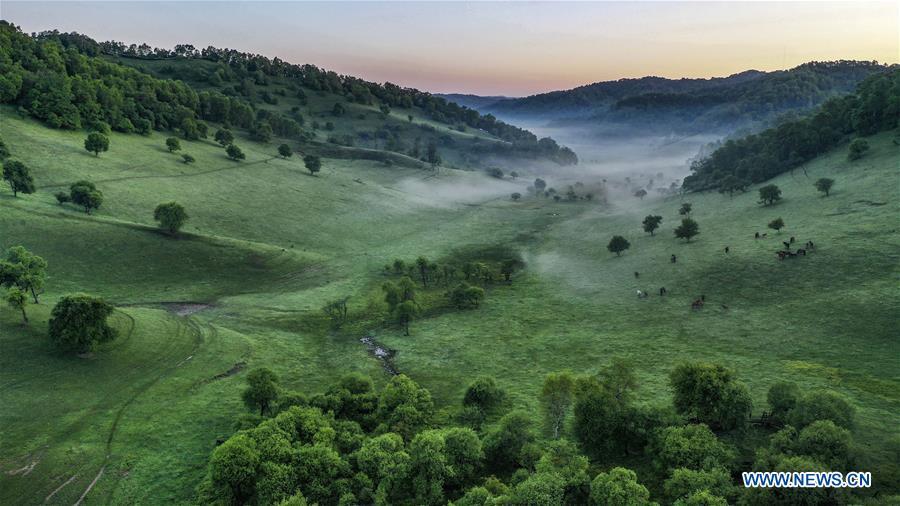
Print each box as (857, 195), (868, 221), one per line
(636, 290), (648, 299)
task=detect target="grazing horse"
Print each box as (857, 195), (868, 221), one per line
(636, 290), (649, 299)
(691, 299), (704, 310)
(797, 248), (806, 256)
(671, 254), (677, 263)
(634, 271), (640, 278)
(725, 246), (730, 254)
(782, 241), (791, 249)
(762, 233), (768, 238)
(755, 232), (760, 239)
(659, 287), (667, 296)
(790, 236), (795, 243)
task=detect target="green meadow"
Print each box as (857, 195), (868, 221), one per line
(1, 105), (898, 504)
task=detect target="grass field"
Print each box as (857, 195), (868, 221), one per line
(1, 107), (898, 504)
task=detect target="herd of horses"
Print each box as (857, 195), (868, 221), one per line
(633, 234), (818, 311)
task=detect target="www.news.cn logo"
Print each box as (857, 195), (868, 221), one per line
(742, 471), (872, 488)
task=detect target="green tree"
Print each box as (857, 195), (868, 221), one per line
(181, 153), (195, 164)
(511, 192), (521, 201)
(758, 184), (782, 206)
(215, 128), (235, 147)
(154, 201), (189, 235)
(673, 490), (727, 506)
(796, 420), (853, 470)
(1, 245), (47, 303)
(5, 286), (28, 323)
(0, 135), (9, 159)
(55, 191), (70, 205)
(814, 177), (835, 196)
(242, 368), (279, 415)
(447, 282), (484, 309)
(278, 144), (293, 158)
(426, 142), (441, 169)
(209, 433), (261, 504)
(166, 137), (181, 152)
(590, 467), (654, 506)
(648, 424), (733, 472)
(679, 202), (692, 216)
(394, 300), (418, 336)
(540, 371), (574, 439)
(717, 174), (748, 197)
(409, 430), (449, 505)
(787, 390), (855, 430)
(3, 160), (35, 197)
(509, 473), (566, 506)
(226, 144), (245, 161)
(664, 467), (733, 504)
(767, 217), (785, 233)
(48, 293), (116, 353)
(304, 154), (322, 175)
(674, 218), (700, 242)
(84, 132), (109, 156)
(847, 138), (869, 160)
(483, 411), (535, 474)
(634, 189), (647, 200)
(642, 215), (663, 236)
(376, 374), (434, 440)
(69, 180), (103, 214)
(463, 376), (505, 414)
(669, 362), (752, 430)
(607, 235), (631, 256)
(767, 381), (800, 424)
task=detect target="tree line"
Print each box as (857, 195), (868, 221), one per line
(196, 358), (872, 505)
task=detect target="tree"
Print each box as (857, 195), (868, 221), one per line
(1, 246), (47, 303)
(5, 287), (28, 323)
(767, 217), (785, 233)
(483, 411), (535, 474)
(787, 390), (855, 430)
(0, 136), (9, 159)
(426, 142), (441, 169)
(394, 300), (418, 336)
(669, 362), (752, 431)
(48, 293), (116, 353)
(796, 420), (853, 470)
(215, 128), (235, 147)
(648, 424), (733, 472)
(589, 467), (653, 506)
(322, 297), (349, 328)
(847, 138), (869, 160)
(500, 258), (522, 282)
(242, 368), (279, 415)
(55, 191), (70, 205)
(540, 371), (574, 439)
(463, 376), (505, 414)
(634, 189), (647, 200)
(226, 144), (245, 161)
(534, 178), (547, 194)
(84, 132), (109, 156)
(447, 282), (484, 309)
(181, 154), (195, 164)
(487, 167), (504, 179)
(166, 137), (181, 152)
(674, 218), (700, 242)
(154, 202), (189, 235)
(209, 433), (261, 504)
(510, 171), (519, 179)
(408, 430), (449, 505)
(642, 215), (663, 236)
(304, 154), (322, 175)
(607, 235), (631, 256)
(511, 192), (521, 201)
(679, 203), (692, 216)
(278, 144), (293, 158)
(814, 178), (835, 196)
(717, 175), (748, 197)
(2, 160), (35, 197)
(69, 180), (103, 214)
(767, 381), (801, 424)
(758, 184), (782, 206)
(664, 467), (733, 504)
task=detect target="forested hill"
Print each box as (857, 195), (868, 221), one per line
(684, 68), (900, 192)
(0, 23), (577, 166)
(485, 61), (892, 132)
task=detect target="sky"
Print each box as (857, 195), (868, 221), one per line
(2, 1), (898, 96)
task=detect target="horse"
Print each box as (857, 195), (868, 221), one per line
(782, 241), (791, 249)
(755, 232), (760, 239)
(659, 287), (667, 296)
(634, 271), (640, 278)
(691, 299), (704, 310)
(790, 236), (796, 243)
(671, 254), (677, 263)
(725, 246), (730, 254)
(636, 290), (649, 299)
(797, 248), (806, 256)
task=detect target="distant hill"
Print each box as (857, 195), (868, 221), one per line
(435, 93), (510, 111)
(485, 61), (893, 132)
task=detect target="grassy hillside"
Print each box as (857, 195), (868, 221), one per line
(1, 104), (898, 504)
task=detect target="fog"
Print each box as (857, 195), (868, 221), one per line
(391, 173), (525, 208)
